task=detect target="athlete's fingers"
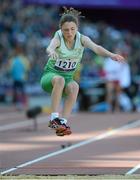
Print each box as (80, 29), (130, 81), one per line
(53, 52), (58, 59)
(48, 52), (58, 59)
(48, 53), (54, 59)
(111, 54), (126, 63)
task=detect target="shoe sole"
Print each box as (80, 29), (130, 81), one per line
(56, 129), (72, 136)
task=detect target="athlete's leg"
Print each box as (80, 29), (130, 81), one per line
(54, 81), (79, 136)
(48, 75), (69, 134)
(51, 76), (65, 112)
(62, 81), (79, 119)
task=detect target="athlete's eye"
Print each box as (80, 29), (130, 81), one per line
(63, 29), (69, 32)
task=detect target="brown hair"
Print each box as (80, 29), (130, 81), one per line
(59, 7), (84, 28)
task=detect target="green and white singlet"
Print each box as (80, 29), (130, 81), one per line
(40, 29), (84, 93)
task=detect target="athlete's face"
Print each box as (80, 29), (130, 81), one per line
(61, 22), (78, 41)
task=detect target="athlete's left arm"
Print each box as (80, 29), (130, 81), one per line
(81, 35), (125, 63)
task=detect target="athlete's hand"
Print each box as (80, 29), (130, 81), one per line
(47, 49), (59, 59)
(111, 53), (125, 63)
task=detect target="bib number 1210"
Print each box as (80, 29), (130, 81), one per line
(55, 59), (77, 71)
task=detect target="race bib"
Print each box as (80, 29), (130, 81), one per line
(55, 59), (78, 71)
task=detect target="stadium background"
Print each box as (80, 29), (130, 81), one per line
(1, 0), (140, 178)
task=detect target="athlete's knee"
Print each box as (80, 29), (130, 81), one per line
(66, 82), (79, 97)
(52, 76), (65, 87)
(72, 82), (79, 93)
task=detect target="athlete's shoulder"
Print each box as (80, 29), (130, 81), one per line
(54, 30), (62, 41)
(80, 34), (91, 46)
(55, 29), (62, 36)
(77, 31), (83, 37)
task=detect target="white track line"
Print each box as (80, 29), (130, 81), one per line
(0, 116), (48, 132)
(126, 163), (140, 175)
(1, 119), (140, 175)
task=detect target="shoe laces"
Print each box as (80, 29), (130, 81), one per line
(52, 118), (62, 125)
(60, 118), (67, 125)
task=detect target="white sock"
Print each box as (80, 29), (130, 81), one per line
(51, 112), (59, 121)
(60, 118), (67, 124)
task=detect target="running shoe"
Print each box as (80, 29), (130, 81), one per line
(48, 118), (66, 132)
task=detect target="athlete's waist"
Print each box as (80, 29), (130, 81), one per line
(44, 66), (74, 76)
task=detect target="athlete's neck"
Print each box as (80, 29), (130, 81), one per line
(64, 36), (76, 49)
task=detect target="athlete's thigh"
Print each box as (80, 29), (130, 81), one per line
(40, 72), (56, 93)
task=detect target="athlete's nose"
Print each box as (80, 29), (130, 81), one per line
(68, 32), (73, 37)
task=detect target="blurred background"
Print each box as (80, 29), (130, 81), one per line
(0, 0), (140, 114)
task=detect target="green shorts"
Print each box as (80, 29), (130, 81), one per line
(40, 72), (74, 94)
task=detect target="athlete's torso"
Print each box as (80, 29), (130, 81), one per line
(44, 30), (84, 77)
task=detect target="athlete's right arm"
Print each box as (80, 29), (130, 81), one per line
(46, 35), (60, 59)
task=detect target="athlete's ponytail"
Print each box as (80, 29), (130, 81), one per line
(59, 7), (84, 28)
